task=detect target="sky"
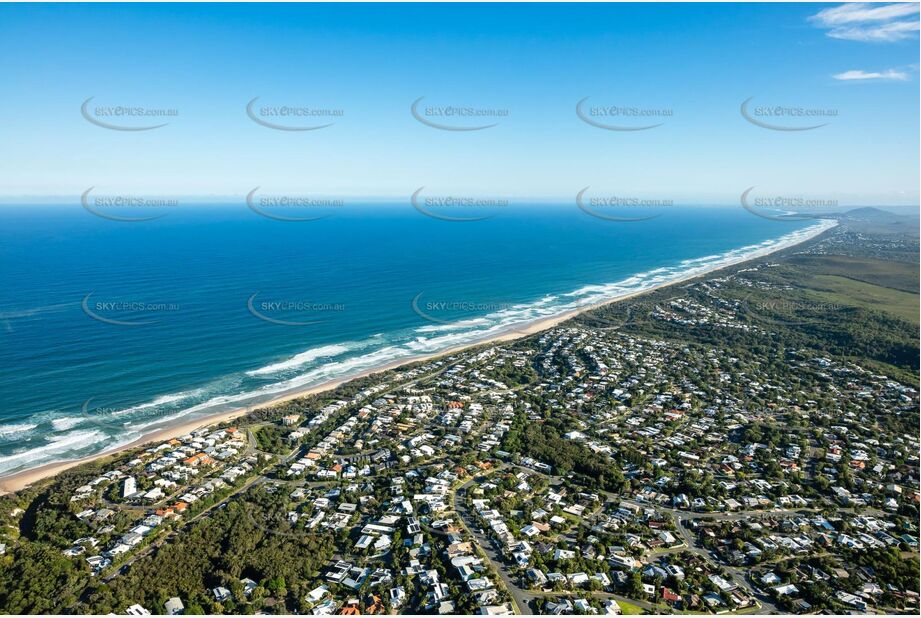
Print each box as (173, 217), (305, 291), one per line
(0, 2), (918, 206)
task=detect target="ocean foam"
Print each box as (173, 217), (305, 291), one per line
(0, 422), (39, 440)
(51, 416), (83, 431)
(0, 219), (837, 478)
(246, 343), (352, 376)
(0, 429), (108, 474)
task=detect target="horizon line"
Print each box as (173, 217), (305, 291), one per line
(0, 197), (918, 210)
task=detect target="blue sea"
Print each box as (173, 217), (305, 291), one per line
(0, 203), (830, 477)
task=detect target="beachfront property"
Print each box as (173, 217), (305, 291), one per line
(0, 222), (918, 615)
(51, 427), (256, 574)
(1, 0), (919, 614)
(36, 313), (915, 615)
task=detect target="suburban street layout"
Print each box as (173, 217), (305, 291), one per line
(1, 216), (917, 615)
(1, 2), (919, 616)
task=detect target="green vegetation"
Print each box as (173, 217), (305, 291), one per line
(253, 424), (289, 454)
(0, 477), (333, 615)
(78, 486), (335, 615)
(0, 542), (86, 613)
(503, 415), (627, 493)
(584, 236), (919, 384)
(1, 216), (917, 616)
(787, 254), (919, 294)
(618, 599), (646, 614)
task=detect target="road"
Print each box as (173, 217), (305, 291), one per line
(453, 472), (533, 614)
(97, 360), (461, 584)
(452, 471), (670, 615)
(460, 465), (800, 614)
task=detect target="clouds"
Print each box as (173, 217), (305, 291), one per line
(832, 68), (909, 81)
(810, 2), (920, 42)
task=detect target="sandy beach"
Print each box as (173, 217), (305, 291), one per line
(0, 220), (837, 494)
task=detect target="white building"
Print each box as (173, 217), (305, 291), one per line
(123, 476), (137, 498)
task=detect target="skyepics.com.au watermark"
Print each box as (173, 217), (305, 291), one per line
(740, 187), (838, 221)
(411, 187), (509, 222)
(740, 295), (846, 327)
(246, 187), (343, 222)
(750, 299), (844, 312)
(740, 97), (837, 131)
(418, 298), (516, 318)
(576, 187), (671, 222)
(752, 196), (838, 208)
(411, 97), (508, 131)
(576, 97), (672, 131)
(246, 97), (343, 131)
(247, 292), (345, 326)
(81, 97), (178, 131)
(576, 298), (661, 330)
(80, 397), (177, 431)
(419, 105), (508, 119)
(586, 195), (674, 207)
(81, 399), (125, 429)
(81, 293), (179, 327)
(411, 291), (537, 335)
(81, 187), (178, 222)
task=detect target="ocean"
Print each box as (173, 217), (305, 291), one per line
(0, 202), (831, 476)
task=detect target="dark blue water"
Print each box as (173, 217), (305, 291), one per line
(0, 202), (827, 475)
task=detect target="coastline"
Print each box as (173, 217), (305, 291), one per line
(0, 220), (837, 494)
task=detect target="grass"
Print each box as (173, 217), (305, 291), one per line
(618, 600), (646, 614)
(789, 254), (919, 293)
(732, 253), (919, 383)
(801, 274), (919, 325)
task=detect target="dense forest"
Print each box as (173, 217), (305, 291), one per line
(502, 414), (627, 493)
(80, 486), (335, 615)
(1, 484), (336, 614)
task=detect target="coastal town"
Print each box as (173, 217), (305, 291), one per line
(3, 1), (920, 615)
(0, 218), (918, 615)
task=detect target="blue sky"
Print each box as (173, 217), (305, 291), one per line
(0, 2), (918, 205)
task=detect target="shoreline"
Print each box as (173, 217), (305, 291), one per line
(0, 220), (837, 494)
